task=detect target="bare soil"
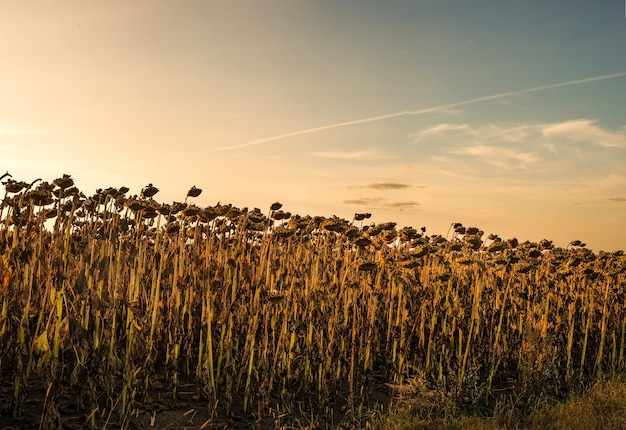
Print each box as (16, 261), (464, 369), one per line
(0, 372), (391, 429)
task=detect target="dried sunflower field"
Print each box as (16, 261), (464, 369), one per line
(0, 173), (625, 429)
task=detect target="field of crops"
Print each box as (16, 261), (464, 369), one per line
(0, 173), (625, 429)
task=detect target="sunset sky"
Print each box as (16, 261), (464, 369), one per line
(1, 1), (625, 251)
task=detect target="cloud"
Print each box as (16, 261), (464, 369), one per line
(414, 119), (626, 172)
(312, 150), (395, 160)
(541, 119), (626, 148)
(344, 197), (385, 205)
(609, 197), (626, 202)
(174, 71), (626, 156)
(386, 201), (421, 209)
(412, 123), (469, 143)
(453, 145), (539, 168)
(343, 197), (420, 210)
(416, 122), (542, 145)
(353, 182), (412, 190)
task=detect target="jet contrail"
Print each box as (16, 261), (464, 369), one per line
(189, 71), (626, 155)
(405, 71), (626, 115)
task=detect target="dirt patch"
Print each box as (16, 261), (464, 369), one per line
(0, 373), (391, 429)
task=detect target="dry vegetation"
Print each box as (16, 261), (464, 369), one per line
(0, 172), (625, 429)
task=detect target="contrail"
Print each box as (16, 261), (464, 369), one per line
(405, 71), (626, 115)
(190, 71), (626, 155)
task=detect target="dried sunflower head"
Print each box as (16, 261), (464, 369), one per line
(399, 227), (417, 242)
(53, 174), (74, 189)
(124, 198), (148, 211)
(187, 186), (202, 198)
(141, 183), (159, 198)
(4, 180), (29, 194)
(355, 237), (372, 248)
(344, 226), (360, 239)
(182, 204), (201, 217)
(272, 227), (296, 238)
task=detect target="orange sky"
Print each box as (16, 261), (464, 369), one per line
(2, 2), (626, 251)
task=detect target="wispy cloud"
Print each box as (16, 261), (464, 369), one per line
(386, 201), (421, 209)
(609, 197), (626, 202)
(453, 145), (539, 168)
(352, 182), (414, 190)
(541, 119), (626, 148)
(412, 123), (469, 143)
(427, 120), (626, 149)
(343, 197), (420, 210)
(415, 119), (626, 172)
(176, 71), (626, 156)
(415, 122), (542, 145)
(344, 197), (385, 205)
(312, 150), (395, 160)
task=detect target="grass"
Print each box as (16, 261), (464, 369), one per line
(375, 375), (626, 430)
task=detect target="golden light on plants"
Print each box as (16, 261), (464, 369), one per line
(0, 172), (625, 429)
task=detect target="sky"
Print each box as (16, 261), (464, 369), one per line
(1, 1), (625, 251)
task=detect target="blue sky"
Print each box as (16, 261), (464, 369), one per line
(1, 1), (625, 250)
